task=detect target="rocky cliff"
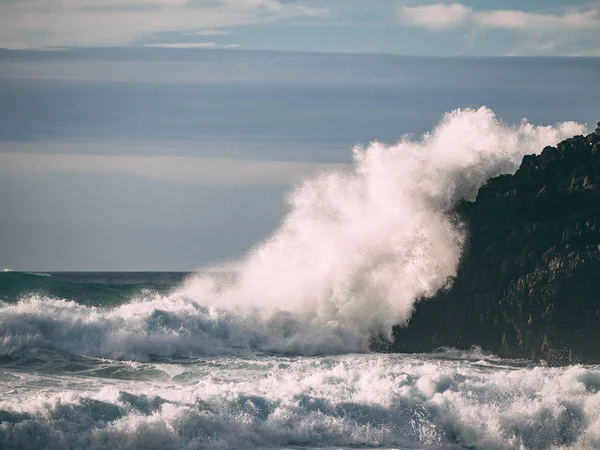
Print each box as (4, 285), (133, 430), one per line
(389, 122), (600, 365)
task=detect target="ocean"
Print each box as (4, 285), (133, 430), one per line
(2, 273), (600, 449)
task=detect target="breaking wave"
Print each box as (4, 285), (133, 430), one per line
(0, 107), (586, 360)
(2, 354), (600, 449)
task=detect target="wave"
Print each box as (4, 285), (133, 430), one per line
(0, 271), (180, 306)
(0, 107), (585, 360)
(0, 295), (365, 360)
(1, 355), (600, 449)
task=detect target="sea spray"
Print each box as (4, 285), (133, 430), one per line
(177, 107), (585, 341)
(0, 107), (586, 360)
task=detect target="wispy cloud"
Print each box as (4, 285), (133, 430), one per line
(399, 3), (600, 32)
(0, 0), (325, 49)
(398, 3), (600, 55)
(184, 30), (231, 36)
(476, 9), (600, 31)
(1, 0), (598, 55)
(145, 42), (241, 49)
(398, 4), (471, 30)
(0, 153), (349, 186)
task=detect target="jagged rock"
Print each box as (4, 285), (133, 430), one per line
(388, 122), (600, 365)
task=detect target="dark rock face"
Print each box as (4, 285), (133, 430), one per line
(390, 122), (600, 365)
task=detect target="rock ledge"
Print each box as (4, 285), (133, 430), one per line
(390, 122), (600, 365)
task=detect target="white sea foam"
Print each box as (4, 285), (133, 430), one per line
(0, 107), (586, 360)
(2, 354), (600, 449)
(0, 295), (365, 359)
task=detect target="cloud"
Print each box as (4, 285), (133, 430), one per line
(399, 3), (600, 33)
(184, 30), (231, 36)
(0, 153), (349, 186)
(0, 0), (325, 48)
(145, 42), (241, 49)
(398, 3), (600, 55)
(398, 3), (472, 30)
(475, 9), (600, 31)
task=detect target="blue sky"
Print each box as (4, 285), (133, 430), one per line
(1, 0), (599, 56)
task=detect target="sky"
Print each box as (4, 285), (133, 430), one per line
(0, 2), (600, 271)
(1, 50), (599, 270)
(0, 0), (599, 56)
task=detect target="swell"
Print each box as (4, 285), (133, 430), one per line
(0, 272), (185, 306)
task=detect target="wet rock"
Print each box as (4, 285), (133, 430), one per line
(388, 122), (600, 365)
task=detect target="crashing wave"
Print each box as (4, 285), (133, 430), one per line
(0, 107), (585, 360)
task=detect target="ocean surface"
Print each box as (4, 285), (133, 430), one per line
(2, 271), (600, 450)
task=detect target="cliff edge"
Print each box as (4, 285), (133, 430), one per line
(390, 121), (600, 364)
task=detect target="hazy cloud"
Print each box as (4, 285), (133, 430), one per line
(1, 0), (597, 54)
(399, 3), (600, 32)
(476, 9), (600, 31)
(145, 42), (241, 48)
(184, 30), (231, 36)
(0, 0), (324, 48)
(398, 3), (472, 30)
(398, 3), (600, 55)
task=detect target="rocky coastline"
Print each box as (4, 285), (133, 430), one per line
(389, 122), (600, 365)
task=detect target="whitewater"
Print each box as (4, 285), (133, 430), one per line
(2, 107), (599, 449)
